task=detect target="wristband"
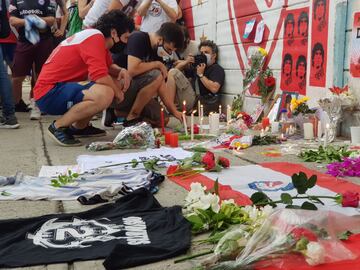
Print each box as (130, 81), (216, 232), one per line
(198, 74), (204, 78)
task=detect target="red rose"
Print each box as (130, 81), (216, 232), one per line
(341, 191), (359, 207)
(265, 77), (276, 87)
(291, 227), (318, 242)
(202, 151), (216, 170)
(193, 124), (199, 134)
(218, 157), (230, 168)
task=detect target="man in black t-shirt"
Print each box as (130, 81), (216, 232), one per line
(9, 0), (56, 113)
(104, 22), (184, 127)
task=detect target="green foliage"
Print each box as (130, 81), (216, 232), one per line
(50, 170), (79, 188)
(299, 145), (352, 163)
(252, 135), (279, 145)
(231, 95), (244, 117)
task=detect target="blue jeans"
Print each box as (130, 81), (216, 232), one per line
(0, 44), (15, 118)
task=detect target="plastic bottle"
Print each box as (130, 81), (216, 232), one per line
(279, 109), (288, 133)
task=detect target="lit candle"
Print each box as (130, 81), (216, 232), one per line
(191, 110), (196, 140)
(182, 100), (186, 113)
(219, 105), (222, 115)
(182, 111), (188, 136)
(160, 107), (165, 135)
(200, 117), (203, 134)
(209, 113), (219, 135)
(324, 123), (329, 147)
(200, 105), (203, 119)
(303, 123), (314, 140)
(226, 105), (231, 124)
(169, 133), (179, 147)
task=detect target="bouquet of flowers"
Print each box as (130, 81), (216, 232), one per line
(243, 47), (268, 93)
(329, 85), (357, 109)
(205, 209), (358, 269)
(257, 68), (276, 102)
(87, 122), (155, 151)
(291, 96), (316, 116)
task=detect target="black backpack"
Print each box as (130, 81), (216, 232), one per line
(0, 0), (11, 38)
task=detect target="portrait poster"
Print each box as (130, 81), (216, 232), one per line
(277, 92), (299, 120)
(309, 0), (330, 87)
(280, 8), (309, 95)
(350, 12), (360, 78)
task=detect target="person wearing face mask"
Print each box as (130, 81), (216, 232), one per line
(102, 22), (184, 127)
(33, 10), (134, 146)
(192, 40), (225, 115)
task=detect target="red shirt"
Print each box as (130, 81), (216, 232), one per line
(34, 29), (112, 100)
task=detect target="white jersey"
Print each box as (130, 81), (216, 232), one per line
(83, 0), (111, 28)
(140, 0), (178, 33)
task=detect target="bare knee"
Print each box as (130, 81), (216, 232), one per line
(91, 85), (114, 108)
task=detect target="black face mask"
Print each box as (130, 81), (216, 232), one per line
(111, 41), (127, 54)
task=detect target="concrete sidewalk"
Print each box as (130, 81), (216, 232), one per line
(0, 85), (359, 269)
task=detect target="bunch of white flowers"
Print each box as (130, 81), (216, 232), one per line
(184, 183), (221, 214)
(304, 242), (325, 266)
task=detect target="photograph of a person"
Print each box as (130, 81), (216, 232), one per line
(311, 42), (325, 80)
(313, 0), (327, 31)
(296, 55), (307, 90)
(282, 53), (293, 85)
(284, 13), (295, 45)
(298, 11), (309, 44)
(277, 92), (299, 120)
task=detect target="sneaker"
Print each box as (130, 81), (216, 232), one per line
(30, 99), (41, 120)
(0, 115), (20, 129)
(122, 117), (143, 127)
(48, 122), (82, 147)
(68, 124), (106, 137)
(101, 108), (117, 129)
(15, 99), (31, 112)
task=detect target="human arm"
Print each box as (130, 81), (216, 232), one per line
(54, 0), (69, 37)
(174, 55), (194, 71)
(109, 64), (131, 92)
(128, 56), (167, 78)
(78, 0), (94, 19)
(155, 0), (178, 22)
(136, 0), (152, 16)
(95, 75), (124, 102)
(108, 0), (124, 10)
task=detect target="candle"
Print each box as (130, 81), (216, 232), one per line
(209, 113), (219, 135)
(160, 107), (165, 135)
(271, 121), (279, 134)
(303, 123), (314, 140)
(350, 126), (360, 144)
(317, 121), (322, 141)
(164, 131), (173, 145)
(285, 127), (289, 135)
(280, 133), (287, 141)
(200, 105), (203, 118)
(197, 101), (201, 120)
(260, 129), (265, 137)
(182, 111), (188, 136)
(182, 100), (186, 113)
(324, 123), (329, 147)
(262, 117), (270, 129)
(200, 117), (203, 134)
(169, 133), (179, 147)
(191, 110), (196, 140)
(226, 105), (231, 124)
(219, 105), (222, 115)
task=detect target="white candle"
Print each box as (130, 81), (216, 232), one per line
(303, 123), (314, 140)
(200, 117), (203, 134)
(350, 126), (360, 144)
(285, 128), (289, 135)
(200, 105), (204, 119)
(271, 121), (279, 134)
(198, 101), (201, 118)
(209, 113), (219, 135)
(182, 112), (188, 136)
(219, 105), (222, 115)
(324, 123), (329, 147)
(191, 110), (196, 140)
(226, 105), (231, 124)
(317, 121), (322, 140)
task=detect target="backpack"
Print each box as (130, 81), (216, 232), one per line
(0, 0), (10, 38)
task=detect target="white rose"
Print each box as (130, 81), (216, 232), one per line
(305, 242), (325, 266)
(200, 193), (220, 213)
(190, 182), (206, 193)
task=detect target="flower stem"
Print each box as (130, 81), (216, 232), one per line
(174, 250), (214, 263)
(255, 195), (337, 206)
(96, 159), (173, 169)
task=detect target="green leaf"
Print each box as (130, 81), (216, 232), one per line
(51, 180), (61, 187)
(1, 191), (11, 196)
(307, 175), (317, 188)
(280, 193), (293, 205)
(338, 230), (353, 240)
(292, 172), (308, 194)
(251, 192), (272, 205)
(208, 164), (222, 172)
(191, 146), (208, 153)
(186, 214), (205, 233)
(300, 201), (317, 210)
(72, 173), (79, 178)
(285, 205), (301, 209)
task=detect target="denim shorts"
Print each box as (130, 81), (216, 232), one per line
(36, 81), (95, 115)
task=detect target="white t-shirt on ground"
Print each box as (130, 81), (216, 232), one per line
(140, 0), (178, 33)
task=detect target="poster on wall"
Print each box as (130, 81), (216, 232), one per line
(309, 0), (330, 87)
(280, 8), (309, 95)
(350, 12), (360, 78)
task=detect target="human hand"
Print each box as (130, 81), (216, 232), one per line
(186, 54), (195, 64)
(117, 68), (131, 92)
(53, 29), (64, 38)
(196, 63), (206, 76)
(156, 61), (168, 79)
(115, 90), (124, 103)
(173, 110), (183, 122)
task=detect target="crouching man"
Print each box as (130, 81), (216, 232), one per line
(33, 10), (134, 146)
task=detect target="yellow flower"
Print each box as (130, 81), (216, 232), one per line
(258, 47), (268, 56)
(302, 96), (309, 102)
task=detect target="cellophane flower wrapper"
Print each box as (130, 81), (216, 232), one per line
(208, 209), (359, 270)
(87, 122), (155, 151)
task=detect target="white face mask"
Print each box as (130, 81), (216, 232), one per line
(204, 53), (212, 66)
(157, 45), (172, 59)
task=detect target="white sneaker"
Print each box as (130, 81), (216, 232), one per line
(30, 99), (41, 120)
